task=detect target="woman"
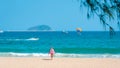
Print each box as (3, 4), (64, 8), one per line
(49, 48), (55, 60)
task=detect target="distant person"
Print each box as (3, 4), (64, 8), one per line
(49, 48), (55, 60)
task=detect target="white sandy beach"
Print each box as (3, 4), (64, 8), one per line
(0, 57), (120, 68)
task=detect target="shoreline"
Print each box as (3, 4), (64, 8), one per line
(0, 52), (120, 58)
(0, 57), (120, 68)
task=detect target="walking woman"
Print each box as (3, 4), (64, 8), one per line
(49, 48), (55, 60)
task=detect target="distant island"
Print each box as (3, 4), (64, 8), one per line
(28, 25), (52, 31)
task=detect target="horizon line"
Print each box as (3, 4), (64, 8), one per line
(1, 30), (119, 32)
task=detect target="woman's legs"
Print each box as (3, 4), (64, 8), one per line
(51, 54), (53, 60)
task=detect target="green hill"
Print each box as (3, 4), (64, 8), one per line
(28, 25), (52, 31)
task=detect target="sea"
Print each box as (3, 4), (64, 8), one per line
(0, 31), (120, 58)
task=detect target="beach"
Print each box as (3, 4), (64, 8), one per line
(0, 32), (120, 68)
(0, 57), (120, 68)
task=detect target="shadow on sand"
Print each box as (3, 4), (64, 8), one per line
(42, 58), (52, 60)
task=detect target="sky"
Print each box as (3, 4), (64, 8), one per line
(0, 0), (118, 31)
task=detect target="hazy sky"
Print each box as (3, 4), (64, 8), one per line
(0, 0), (118, 31)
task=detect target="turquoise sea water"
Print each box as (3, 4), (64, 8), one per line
(0, 31), (120, 58)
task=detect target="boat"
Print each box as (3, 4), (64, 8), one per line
(76, 28), (82, 32)
(0, 30), (4, 33)
(76, 28), (82, 34)
(62, 30), (68, 34)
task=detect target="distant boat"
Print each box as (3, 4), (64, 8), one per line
(76, 28), (82, 34)
(0, 30), (4, 33)
(62, 30), (68, 34)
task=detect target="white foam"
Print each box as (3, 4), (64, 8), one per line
(0, 52), (120, 58)
(0, 52), (49, 57)
(0, 38), (39, 41)
(55, 53), (120, 58)
(26, 38), (39, 41)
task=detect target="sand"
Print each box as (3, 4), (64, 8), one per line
(0, 57), (120, 68)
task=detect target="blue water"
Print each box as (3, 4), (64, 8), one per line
(0, 31), (120, 58)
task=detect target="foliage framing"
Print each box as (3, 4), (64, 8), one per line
(79, 0), (120, 34)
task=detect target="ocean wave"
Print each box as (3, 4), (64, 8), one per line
(0, 52), (120, 58)
(26, 38), (39, 41)
(55, 53), (120, 58)
(0, 52), (49, 57)
(0, 38), (39, 41)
